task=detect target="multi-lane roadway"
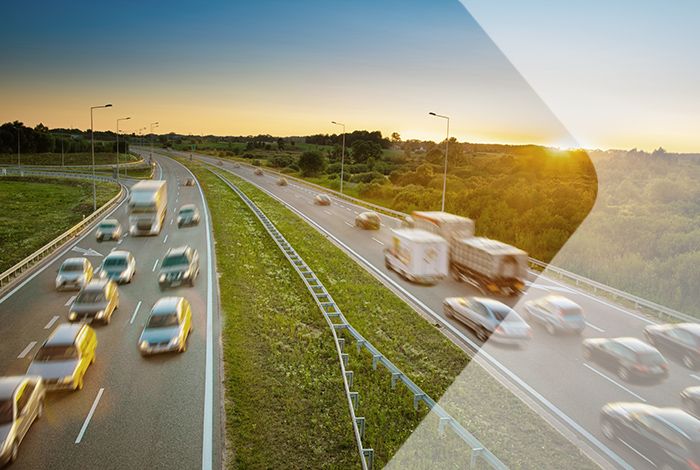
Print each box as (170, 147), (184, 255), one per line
(0, 153), (221, 469)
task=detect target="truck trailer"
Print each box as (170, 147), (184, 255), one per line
(384, 228), (449, 284)
(128, 180), (168, 236)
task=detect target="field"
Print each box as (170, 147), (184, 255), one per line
(0, 177), (120, 272)
(0, 152), (139, 166)
(184, 159), (597, 469)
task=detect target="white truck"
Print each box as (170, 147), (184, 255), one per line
(128, 180), (168, 236)
(384, 228), (449, 284)
(407, 211), (527, 295)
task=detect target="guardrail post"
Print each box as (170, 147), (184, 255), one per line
(350, 391), (359, 410)
(391, 372), (401, 390)
(413, 393), (425, 411)
(356, 416), (365, 438)
(362, 448), (374, 470)
(356, 339), (365, 353)
(438, 416), (451, 435)
(470, 448), (483, 469)
(341, 353), (349, 367)
(345, 370), (354, 388)
(371, 354), (382, 370)
(338, 337), (345, 352)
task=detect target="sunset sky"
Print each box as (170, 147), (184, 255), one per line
(1, 1), (697, 152)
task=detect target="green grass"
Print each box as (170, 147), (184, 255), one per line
(0, 177), (120, 272)
(184, 159), (598, 469)
(0, 152), (139, 166)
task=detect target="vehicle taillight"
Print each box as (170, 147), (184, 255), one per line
(494, 326), (504, 335)
(687, 458), (700, 470)
(633, 364), (648, 373)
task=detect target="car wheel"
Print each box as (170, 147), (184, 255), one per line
(10, 440), (18, 463)
(617, 366), (630, 381)
(444, 307), (453, 319)
(104, 313), (112, 325)
(75, 375), (84, 391)
(684, 354), (697, 370)
(181, 340), (187, 353)
(601, 420), (616, 440)
(546, 322), (556, 335)
(582, 347), (592, 360)
(384, 258), (391, 270)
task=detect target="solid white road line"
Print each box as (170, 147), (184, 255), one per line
(152, 259), (159, 272)
(17, 341), (37, 359)
(585, 322), (605, 333)
(65, 295), (77, 306)
(171, 219), (174, 225)
(129, 301), (143, 325)
(344, 221), (353, 227)
(583, 363), (647, 402)
(371, 237), (384, 246)
(44, 316), (60, 330)
(163, 234), (169, 244)
(75, 388), (104, 444)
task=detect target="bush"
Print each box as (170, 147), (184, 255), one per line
(270, 155), (294, 168)
(349, 171), (387, 184)
(297, 151), (327, 177)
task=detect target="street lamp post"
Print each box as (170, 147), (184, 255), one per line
(15, 125), (20, 168)
(150, 122), (159, 163)
(116, 117), (131, 180)
(91, 103), (113, 211)
(331, 121), (346, 194)
(429, 112), (450, 212)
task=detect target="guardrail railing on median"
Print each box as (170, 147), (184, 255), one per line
(0, 169), (126, 289)
(212, 169), (509, 470)
(189, 153), (697, 325)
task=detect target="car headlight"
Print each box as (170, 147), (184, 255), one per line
(183, 271), (189, 279)
(140, 340), (149, 350)
(159, 274), (166, 282)
(69, 312), (77, 320)
(168, 337), (179, 347)
(96, 310), (105, 319)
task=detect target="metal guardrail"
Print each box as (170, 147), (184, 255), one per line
(191, 153), (698, 325)
(212, 169), (508, 470)
(0, 169), (126, 289)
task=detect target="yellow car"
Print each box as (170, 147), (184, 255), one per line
(139, 297), (193, 355)
(27, 323), (97, 391)
(0, 376), (46, 465)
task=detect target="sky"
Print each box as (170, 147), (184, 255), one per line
(1, 1), (697, 152)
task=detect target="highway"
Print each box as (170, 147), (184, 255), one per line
(184, 150), (698, 470)
(0, 153), (221, 469)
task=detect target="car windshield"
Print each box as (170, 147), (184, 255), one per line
(99, 222), (117, 230)
(103, 257), (127, 268)
(35, 345), (78, 361)
(0, 400), (12, 424)
(180, 208), (194, 215)
(490, 305), (519, 323)
(61, 263), (83, 273)
(162, 255), (189, 268)
(560, 307), (582, 317)
(76, 291), (105, 303)
(638, 351), (666, 365)
(147, 313), (179, 328)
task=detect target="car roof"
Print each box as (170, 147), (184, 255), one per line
(613, 337), (657, 352)
(83, 279), (110, 291)
(105, 250), (130, 259)
(151, 297), (182, 315)
(166, 246), (190, 257)
(361, 211), (379, 217)
(472, 297), (511, 311)
(46, 323), (84, 346)
(542, 295), (581, 309)
(654, 408), (700, 440)
(679, 323), (700, 335)
(62, 257), (85, 266)
(100, 218), (119, 224)
(316, 193), (330, 198)
(0, 377), (27, 400)
(179, 204), (196, 211)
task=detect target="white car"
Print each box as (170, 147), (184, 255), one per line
(55, 258), (93, 291)
(314, 194), (331, 206)
(96, 250), (136, 284)
(523, 295), (586, 335)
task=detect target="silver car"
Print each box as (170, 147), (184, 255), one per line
(96, 250), (136, 284)
(177, 204), (201, 228)
(55, 257), (93, 291)
(443, 297), (531, 345)
(95, 218), (122, 242)
(0, 376), (45, 466)
(523, 295), (586, 335)
(138, 297), (193, 355)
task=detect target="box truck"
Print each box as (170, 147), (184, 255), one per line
(384, 228), (449, 284)
(128, 180), (168, 236)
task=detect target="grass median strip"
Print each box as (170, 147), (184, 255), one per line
(188, 160), (597, 469)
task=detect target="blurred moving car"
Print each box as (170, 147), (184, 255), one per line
(355, 211), (381, 230)
(27, 323), (96, 391)
(95, 218), (122, 242)
(645, 323), (700, 370)
(96, 250), (136, 284)
(314, 194), (331, 206)
(254, 168), (263, 176)
(583, 337), (668, 382)
(177, 204), (201, 228)
(139, 297), (192, 355)
(277, 177), (288, 186)
(443, 297), (531, 345)
(55, 257), (93, 291)
(158, 246), (200, 290)
(682, 387), (700, 418)
(68, 279), (119, 324)
(233, 163), (241, 168)
(600, 402), (700, 469)
(183, 178), (195, 187)
(523, 295), (586, 335)
(0, 376), (45, 466)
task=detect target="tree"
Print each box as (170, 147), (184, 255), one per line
(391, 132), (401, 143)
(297, 150), (327, 176)
(351, 140), (382, 163)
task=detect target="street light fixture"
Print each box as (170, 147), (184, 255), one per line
(150, 122), (159, 162)
(90, 103), (112, 211)
(429, 112), (450, 212)
(116, 117), (131, 180)
(331, 121), (346, 194)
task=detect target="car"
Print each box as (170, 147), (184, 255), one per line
(27, 323), (96, 391)
(355, 211), (381, 230)
(277, 177), (288, 186)
(55, 257), (93, 291)
(183, 177), (195, 187)
(233, 163), (241, 168)
(314, 194), (331, 206)
(443, 297), (531, 345)
(68, 279), (119, 324)
(523, 295), (586, 335)
(600, 402), (700, 469)
(682, 387), (700, 418)
(254, 168), (263, 176)
(95, 218), (122, 242)
(96, 250), (136, 284)
(217, 160), (223, 166)
(645, 323), (700, 370)
(158, 246), (200, 290)
(177, 204), (201, 228)
(583, 337), (668, 382)
(138, 297), (193, 355)
(0, 376), (45, 466)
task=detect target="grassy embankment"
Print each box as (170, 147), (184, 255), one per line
(186, 159), (597, 469)
(0, 177), (120, 272)
(0, 152), (139, 166)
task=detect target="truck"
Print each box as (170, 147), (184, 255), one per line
(408, 211), (527, 295)
(128, 180), (167, 236)
(384, 228), (449, 284)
